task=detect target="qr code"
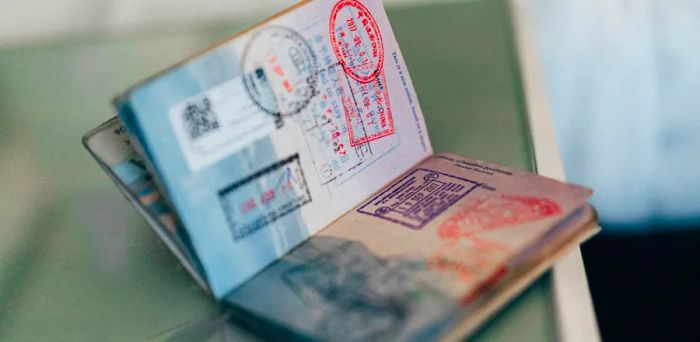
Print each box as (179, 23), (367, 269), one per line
(182, 97), (219, 140)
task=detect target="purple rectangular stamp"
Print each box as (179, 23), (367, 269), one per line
(357, 168), (480, 229)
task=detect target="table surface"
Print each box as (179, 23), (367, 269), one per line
(0, 0), (586, 340)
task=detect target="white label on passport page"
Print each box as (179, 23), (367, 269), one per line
(169, 78), (278, 172)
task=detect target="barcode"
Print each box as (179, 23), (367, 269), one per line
(182, 97), (219, 141)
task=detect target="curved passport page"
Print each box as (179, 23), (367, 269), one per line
(82, 118), (209, 292)
(222, 154), (596, 341)
(115, 0), (431, 298)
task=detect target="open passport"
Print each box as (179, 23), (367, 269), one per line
(83, 0), (599, 340)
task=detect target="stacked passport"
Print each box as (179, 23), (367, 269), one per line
(83, 0), (599, 340)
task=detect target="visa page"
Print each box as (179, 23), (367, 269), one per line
(117, 0), (432, 297)
(224, 154), (594, 341)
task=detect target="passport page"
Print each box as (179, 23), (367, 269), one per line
(223, 154), (595, 341)
(116, 0), (431, 297)
(82, 118), (208, 291)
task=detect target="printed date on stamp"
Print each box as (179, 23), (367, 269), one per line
(219, 154), (311, 241)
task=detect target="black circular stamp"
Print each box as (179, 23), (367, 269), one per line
(241, 25), (318, 117)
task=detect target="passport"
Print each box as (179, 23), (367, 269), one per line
(83, 0), (598, 340)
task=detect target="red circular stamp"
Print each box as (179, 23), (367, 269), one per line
(437, 194), (563, 239)
(329, 0), (384, 83)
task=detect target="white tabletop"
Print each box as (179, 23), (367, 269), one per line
(511, 1), (601, 341)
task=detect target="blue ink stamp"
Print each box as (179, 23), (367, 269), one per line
(357, 168), (480, 229)
(218, 154), (311, 241)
